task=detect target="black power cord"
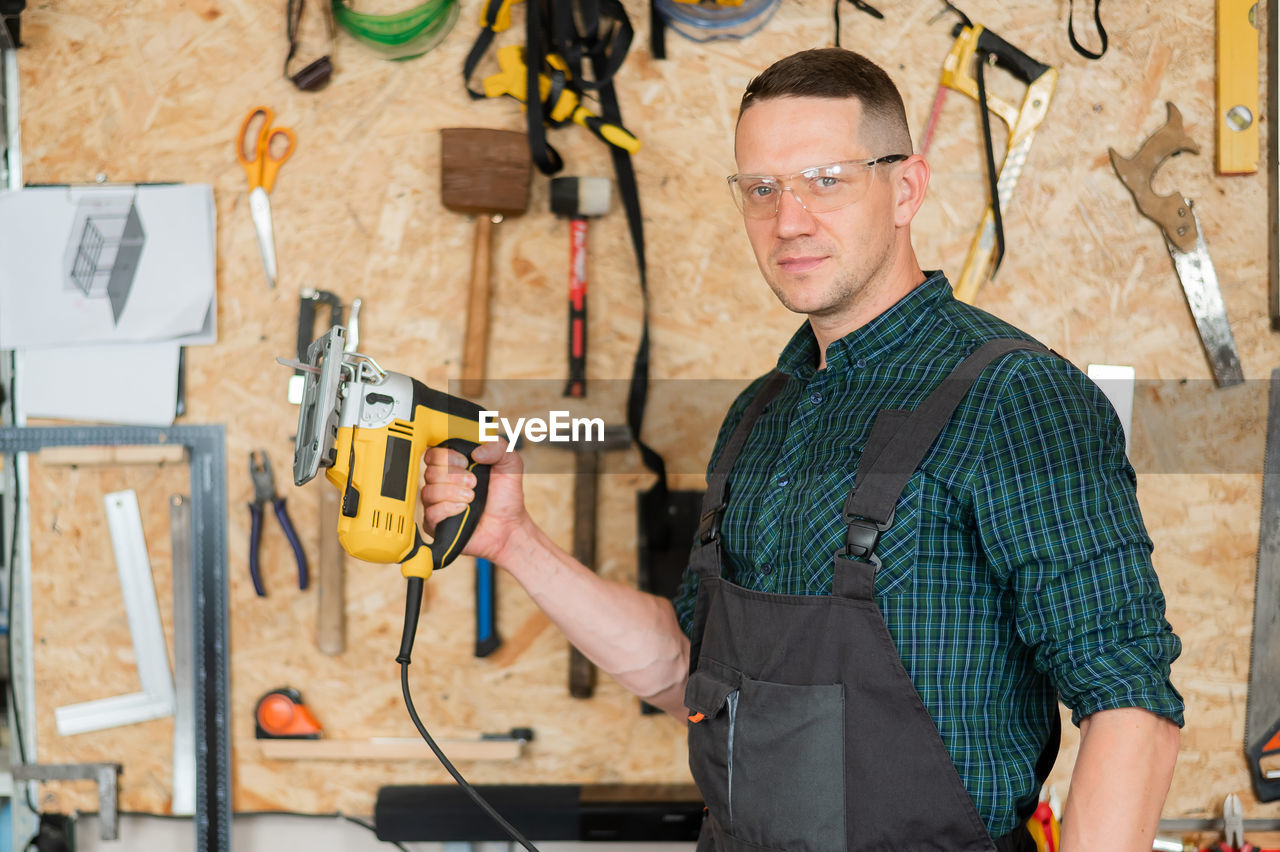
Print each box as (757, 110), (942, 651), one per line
(397, 577), (541, 852)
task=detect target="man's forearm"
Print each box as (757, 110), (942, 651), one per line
(1059, 707), (1180, 852)
(493, 518), (692, 718)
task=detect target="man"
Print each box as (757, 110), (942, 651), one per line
(422, 48), (1182, 852)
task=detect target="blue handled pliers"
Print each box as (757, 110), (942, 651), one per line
(248, 449), (308, 596)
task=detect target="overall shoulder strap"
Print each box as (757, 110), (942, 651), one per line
(838, 338), (1046, 564)
(689, 370), (789, 578)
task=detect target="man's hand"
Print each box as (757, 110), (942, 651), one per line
(421, 439), (528, 563)
(420, 436), (691, 715)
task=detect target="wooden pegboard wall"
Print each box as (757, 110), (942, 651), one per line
(12, 0), (1278, 825)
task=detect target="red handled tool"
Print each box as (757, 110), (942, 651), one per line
(1198, 793), (1280, 852)
(550, 176), (612, 398)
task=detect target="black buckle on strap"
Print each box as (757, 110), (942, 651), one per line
(697, 504), (727, 545)
(838, 499), (894, 567)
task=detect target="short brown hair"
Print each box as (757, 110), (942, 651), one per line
(739, 48), (913, 154)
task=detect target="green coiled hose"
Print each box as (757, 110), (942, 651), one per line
(331, 0), (459, 61)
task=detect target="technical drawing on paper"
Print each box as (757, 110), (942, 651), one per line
(63, 192), (146, 324)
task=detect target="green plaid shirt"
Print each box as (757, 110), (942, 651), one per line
(672, 272), (1183, 836)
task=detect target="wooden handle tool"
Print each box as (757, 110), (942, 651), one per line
(440, 128), (532, 398)
(316, 486), (345, 655)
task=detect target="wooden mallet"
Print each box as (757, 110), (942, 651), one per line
(441, 128), (532, 398)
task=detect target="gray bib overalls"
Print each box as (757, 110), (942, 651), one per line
(685, 339), (1059, 852)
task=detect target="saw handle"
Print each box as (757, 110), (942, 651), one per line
(1107, 103), (1201, 253)
(973, 25), (1050, 85)
(402, 438), (490, 579)
(1248, 720), (1280, 802)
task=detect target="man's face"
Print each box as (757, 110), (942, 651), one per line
(733, 96), (899, 320)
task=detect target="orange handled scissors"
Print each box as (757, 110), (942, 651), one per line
(237, 106), (297, 289)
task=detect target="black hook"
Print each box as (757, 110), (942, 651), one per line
(928, 1), (973, 32)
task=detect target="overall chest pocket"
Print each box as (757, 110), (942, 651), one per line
(686, 658), (846, 852)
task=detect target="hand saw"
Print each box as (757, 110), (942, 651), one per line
(923, 16), (1057, 304)
(1109, 102), (1245, 389)
(1247, 367), (1280, 801)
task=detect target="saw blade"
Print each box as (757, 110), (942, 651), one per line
(292, 325), (347, 486)
(1168, 205), (1245, 388)
(1246, 366), (1280, 800)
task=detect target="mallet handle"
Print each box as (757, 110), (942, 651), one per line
(461, 215), (494, 398)
(565, 217), (589, 398)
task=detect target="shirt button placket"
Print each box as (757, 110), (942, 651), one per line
(759, 560), (776, 590)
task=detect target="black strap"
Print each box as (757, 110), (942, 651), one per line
(462, 0), (506, 100)
(844, 339), (1045, 527)
(464, 0), (668, 490)
(690, 370), (789, 579)
(1, 0), (24, 48)
(1034, 710), (1062, 798)
(520, 0), (560, 174)
(1067, 0), (1107, 60)
(580, 3), (670, 489)
(701, 371), (789, 518)
(833, 0), (883, 47)
(842, 337), (1063, 794)
(649, 0), (667, 59)
(284, 0), (333, 92)
(993, 824), (1037, 852)
(974, 51), (1006, 278)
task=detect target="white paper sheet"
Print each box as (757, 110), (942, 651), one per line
(19, 343), (181, 426)
(0, 183), (216, 348)
(1087, 363), (1135, 454)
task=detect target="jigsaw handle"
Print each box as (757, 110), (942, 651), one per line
(401, 438), (490, 580)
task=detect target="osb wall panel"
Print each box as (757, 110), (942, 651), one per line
(13, 0), (1279, 827)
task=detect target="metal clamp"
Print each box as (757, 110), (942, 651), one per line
(11, 763), (122, 840)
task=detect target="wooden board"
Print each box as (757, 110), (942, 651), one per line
(13, 0), (1279, 828)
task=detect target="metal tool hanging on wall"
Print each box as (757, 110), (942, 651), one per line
(922, 8), (1056, 305)
(248, 450), (308, 597)
(1246, 368), (1280, 802)
(0, 425), (232, 852)
(1109, 102), (1245, 389)
(1271, 0), (1280, 330)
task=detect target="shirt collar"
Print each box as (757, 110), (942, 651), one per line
(776, 270), (952, 378)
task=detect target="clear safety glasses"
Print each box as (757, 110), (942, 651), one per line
(726, 154), (909, 219)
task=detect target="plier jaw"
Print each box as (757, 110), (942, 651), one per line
(1225, 792), (1245, 850)
(1204, 793), (1252, 852)
(248, 449), (309, 596)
